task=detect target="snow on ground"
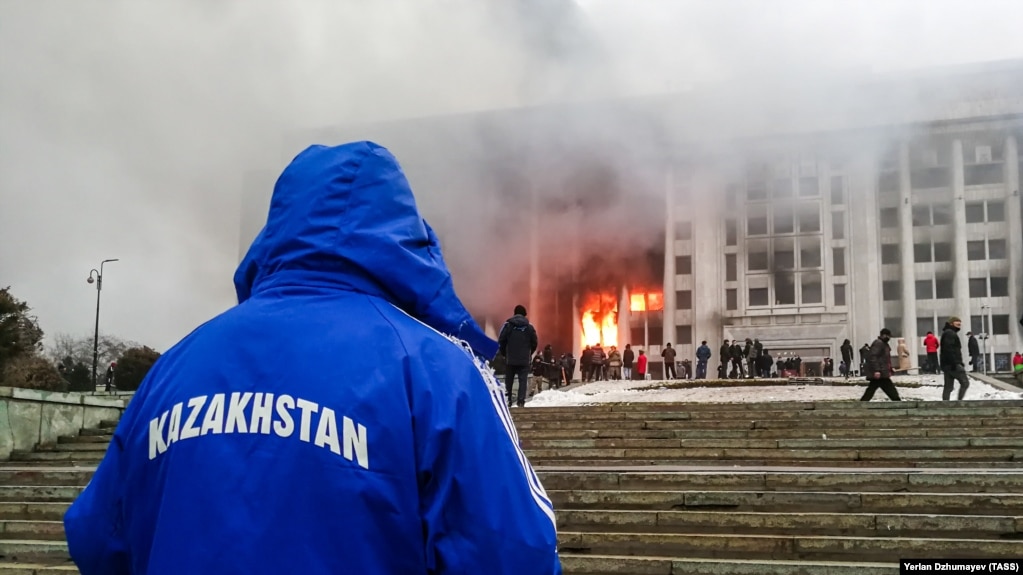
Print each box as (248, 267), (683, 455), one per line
(526, 374), (1022, 407)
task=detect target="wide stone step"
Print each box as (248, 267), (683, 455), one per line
(517, 399), (1023, 415)
(524, 447), (1022, 462)
(559, 554), (898, 575)
(518, 417), (1023, 430)
(0, 471), (93, 488)
(76, 428), (112, 437)
(537, 470), (1023, 492)
(56, 435), (111, 445)
(557, 531), (1022, 561)
(520, 426), (1023, 440)
(0, 522), (65, 542)
(0, 540), (68, 562)
(7, 453), (103, 464)
(515, 406), (1023, 422)
(0, 563), (78, 574)
(523, 437), (1023, 449)
(533, 459), (1023, 469)
(549, 490), (1023, 514)
(558, 509), (1023, 538)
(0, 503), (70, 522)
(0, 487), (82, 504)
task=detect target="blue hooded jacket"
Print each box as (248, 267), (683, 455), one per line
(64, 142), (561, 575)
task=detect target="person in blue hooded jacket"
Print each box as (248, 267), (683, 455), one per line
(63, 142), (561, 575)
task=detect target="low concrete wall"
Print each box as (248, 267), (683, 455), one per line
(0, 386), (128, 459)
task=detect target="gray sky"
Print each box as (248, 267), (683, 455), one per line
(2, 0), (1023, 352)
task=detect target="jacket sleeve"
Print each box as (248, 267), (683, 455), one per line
(497, 322), (510, 356)
(415, 348), (560, 575)
(529, 324), (538, 354)
(63, 425), (132, 575)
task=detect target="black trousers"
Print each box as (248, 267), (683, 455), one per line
(505, 365), (530, 406)
(860, 377), (901, 401)
(942, 368), (970, 400)
(665, 362), (677, 379)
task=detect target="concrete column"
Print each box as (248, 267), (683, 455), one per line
(618, 284), (630, 348)
(528, 180), (540, 330)
(692, 169), (723, 347)
(663, 165), (677, 347)
(848, 152), (881, 349)
(897, 141), (918, 357)
(571, 292), (581, 357)
(951, 139), (972, 327)
(1004, 135), (1022, 350)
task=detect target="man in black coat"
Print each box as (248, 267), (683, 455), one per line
(966, 331), (981, 372)
(861, 328), (901, 402)
(719, 340), (731, 379)
(940, 316), (970, 400)
(622, 344), (635, 380)
(498, 305), (538, 408)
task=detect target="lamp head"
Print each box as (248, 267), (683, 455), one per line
(87, 276), (95, 284)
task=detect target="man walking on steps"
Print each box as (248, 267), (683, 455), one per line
(940, 316), (970, 401)
(861, 328), (902, 402)
(499, 305), (538, 408)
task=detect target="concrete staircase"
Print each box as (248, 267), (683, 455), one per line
(0, 400), (1021, 574)
(520, 400), (1023, 574)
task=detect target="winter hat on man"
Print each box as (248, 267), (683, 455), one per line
(948, 316), (961, 323)
(514, 305), (527, 316)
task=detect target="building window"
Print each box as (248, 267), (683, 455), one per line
(726, 289), (737, 311)
(933, 242), (952, 262)
(912, 205), (930, 227)
(987, 201), (1005, 222)
(675, 221), (692, 240)
(990, 277), (1008, 297)
(798, 205), (821, 233)
(992, 315), (1010, 335)
(774, 204), (795, 234)
(995, 353), (1012, 372)
(749, 287), (769, 307)
(967, 240), (986, 261)
(916, 279), (934, 300)
(970, 315), (984, 333)
(801, 273), (822, 304)
(676, 290), (693, 310)
(916, 316), (935, 337)
(832, 212), (844, 240)
(800, 238), (822, 268)
(747, 181), (767, 201)
(799, 176), (819, 197)
(988, 239), (1007, 259)
(772, 178), (793, 199)
(725, 254), (737, 281)
(725, 219), (737, 245)
(748, 248), (768, 271)
(969, 278), (988, 298)
(833, 247), (846, 276)
(965, 202), (985, 223)
(931, 203), (951, 225)
(914, 243), (932, 263)
(648, 325), (663, 346)
(830, 176), (844, 205)
(834, 283), (846, 307)
(631, 326), (645, 345)
(883, 280), (901, 301)
(676, 255), (692, 275)
(880, 208), (899, 228)
(676, 325), (693, 345)
(964, 163), (1003, 186)
(774, 242), (795, 270)
(885, 317), (902, 337)
(881, 244), (900, 264)
(935, 277), (954, 299)
(776, 273), (796, 305)
(748, 214), (768, 236)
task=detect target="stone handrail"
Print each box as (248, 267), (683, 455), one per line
(0, 386), (128, 460)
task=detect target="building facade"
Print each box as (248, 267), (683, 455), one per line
(242, 61), (1023, 375)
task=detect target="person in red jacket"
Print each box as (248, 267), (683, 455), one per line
(1013, 352), (1023, 385)
(636, 350), (648, 380)
(922, 331), (940, 374)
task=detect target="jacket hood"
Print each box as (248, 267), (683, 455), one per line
(234, 141), (497, 359)
(506, 314), (529, 327)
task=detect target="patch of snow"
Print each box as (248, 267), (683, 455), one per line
(526, 375), (1022, 407)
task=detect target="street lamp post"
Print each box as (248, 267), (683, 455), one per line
(87, 259), (119, 391)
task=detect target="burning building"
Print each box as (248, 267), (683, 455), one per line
(242, 60), (1023, 377)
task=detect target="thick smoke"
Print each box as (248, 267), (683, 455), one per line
(2, 0), (1023, 350)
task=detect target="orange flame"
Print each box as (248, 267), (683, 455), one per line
(581, 292), (618, 348)
(630, 291), (664, 312)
